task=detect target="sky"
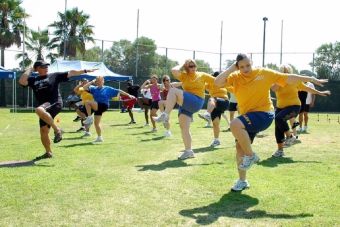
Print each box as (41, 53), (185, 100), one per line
(3, 0), (340, 72)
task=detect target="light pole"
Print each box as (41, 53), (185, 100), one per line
(262, 17), (268, 67)
(63, 0), (67, 60)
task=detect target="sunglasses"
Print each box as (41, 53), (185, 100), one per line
(163, 79), (170, 82)
(188, 65), (196, 68)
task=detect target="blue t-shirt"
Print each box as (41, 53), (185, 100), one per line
(89, 85), (119, 106)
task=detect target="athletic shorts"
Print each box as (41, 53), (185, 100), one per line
(238, 111), (274, 143)
(228, 102), (238, 111)
(300, 104), (310, 113)
(38, 102), (62, 128)
(140, 97), (152, 107)
(94, 103), (108, 116)
(211, 98), (229, 121)
(123, 98), (137, 110)
(79, 105), (94, 117)
(178, 91), (205, 118)
(150, 100), (159, 110)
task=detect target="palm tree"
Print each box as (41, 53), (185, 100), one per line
(15, 28), (59, 68)
(49, 7), (94, 58)
(0, 0), (28, 106)
(0, 0), (28, 66)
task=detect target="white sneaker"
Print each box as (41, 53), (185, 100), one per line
(153, 112), (169, 123)
(144, 123), (150, 127)
(178, 150), (195, 160)
(198, 112), (211, 122)
(303, 126), (308, 133)
(231, 179), (250, 192)
(93, 136), (103, 143)
(164, 130), (172, 137)
(210, 139), (221, 147)
(239, 153), (260, 171)
(272, 149), (285, 157)
(83, 131), (91, 137)
(284, 135), (298, 147)
(83, 116), (93, 125)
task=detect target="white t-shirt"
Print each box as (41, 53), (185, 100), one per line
(229, 93), (237, 103)
(306, 82), (315, 105)
(141, 88), (152, 99)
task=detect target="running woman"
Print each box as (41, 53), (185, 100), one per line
(82, 76), (134, 142)
(271, 65), (331, 157)
(153, 59), (215, 160)
(215, 54), (328, 192)
(298, 82), (316, 133)
(204, 72), (230, 147)
(141, 75), (161, 132)
(18, 60), (97, 160)
(159, 75), (182, 137)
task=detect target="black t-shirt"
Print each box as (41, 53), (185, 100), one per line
(127, 85), (140, 97)
(27, 72), (69, 105)
(298, 91), (308, 104)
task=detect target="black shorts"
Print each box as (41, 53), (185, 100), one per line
(94, 103), (108, 116)
(150, 100), (159, 110)
(300, 104), (310, 113)
(140, 97), (152, 107)
(39, 102), (62, 128)
(228, 102), (238, 111)
(211, 98), (229, 121)
(79, 105), (94, 117)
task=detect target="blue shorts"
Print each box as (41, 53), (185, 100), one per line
(238, 111), (274, 143)
(178, 92), (205, 118)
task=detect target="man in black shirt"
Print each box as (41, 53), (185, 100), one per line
(19, 60), (97, 160)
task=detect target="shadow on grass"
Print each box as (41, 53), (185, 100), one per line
(0, 160), (53, 168)
(136, 160), (224, 171)
(62, 136), (85, 140)
(255, 133), (269, 138)
(60, 142), (95, 148)
(258, 156), (321, 168)
(140, 136), (166, 142)
(179, 192), (313, 225)
(110, 123), (130, 127)
(128, 131), (158, 136)
(126, 126), (144, 129)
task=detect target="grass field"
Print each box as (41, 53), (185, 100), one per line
(0, 109), (339, 226)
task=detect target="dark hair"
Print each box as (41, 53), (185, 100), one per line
(236, 53), (249, 67)
(212, 71), (220, 77)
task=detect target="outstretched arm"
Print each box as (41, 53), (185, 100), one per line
(19, 68), (33, 86)
(171, 64), (184, 80)
(286, 74), (328, 87)
(67, 68), (98, 78)
(141, 80), (151, 89)
(303, 86), (331, 97)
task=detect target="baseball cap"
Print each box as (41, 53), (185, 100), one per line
(33, 60), (50, 69)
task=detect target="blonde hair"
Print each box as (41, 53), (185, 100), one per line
(183, 59), (197, 72)
(150, 74), (158, 79)
(279, 65), (293, 74)
(162, 75), (170, 82)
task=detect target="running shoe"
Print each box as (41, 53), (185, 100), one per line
(93, 136), (104, 143)
(164, 130), (172, 137)
(34, 152), (53, 161)
(231, 179), (250, 192)
(210, 139), (221, 147)
(151, 128), (158, 132)
(83, 116), (94, 125)
(53, 130), (63, 143)
(198, 112), (211, 122)
(76, 126), (86, 132)
(272, 149), (285, 157)
(144, 123), (150, 127)
(284, 135), (298, 147)
(178, 150), (195, 160)
(83, 131), (91, 137)
(129, 121), (136, 124)
(239, 153), (260, 170)
(152, 112), (169, 123)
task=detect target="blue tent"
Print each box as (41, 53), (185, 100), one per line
(0, 67), (17, 112)
(48, 60), (132, 81)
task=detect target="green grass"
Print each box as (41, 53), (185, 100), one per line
(0, 109), (339, 226)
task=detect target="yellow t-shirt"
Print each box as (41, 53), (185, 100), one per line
(76, 87), (94, 104)
(177, 72), (215, 99)
(205, 83), (229, 99)
(225, 68), (288, 115)
(275, 82), (309, 108)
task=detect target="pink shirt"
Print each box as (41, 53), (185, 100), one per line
(150, 84), (161, 101)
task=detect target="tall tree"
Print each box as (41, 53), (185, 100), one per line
(311, 42), (340, 80)
(15, 28), (58, 68)
(49, 7), (94, 58)
(150, 54), (178, 77)
(76, 46), (102, 62)
(195, 59), (213, 73)
(103, 39), (132, 75)
(0, 0), (28, 106)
